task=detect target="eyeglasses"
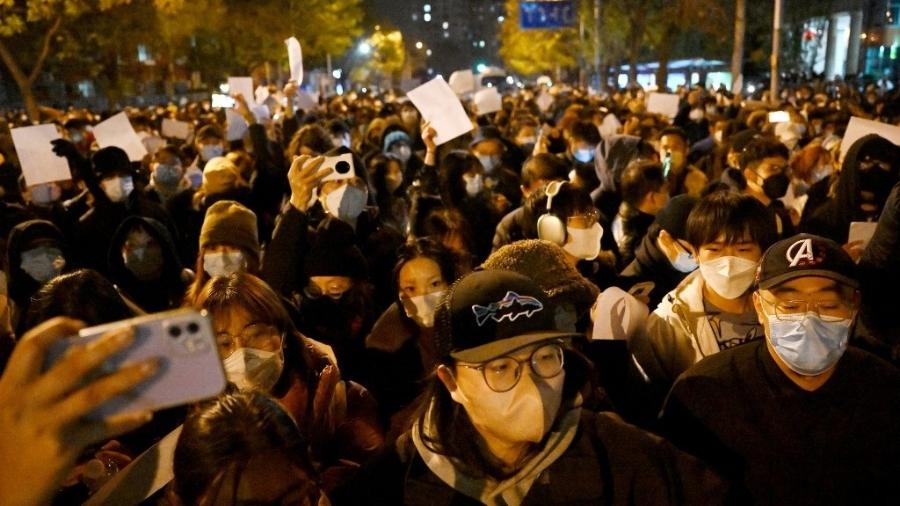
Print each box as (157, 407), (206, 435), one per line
(759, 295), (854, 322)
(216, 323), (282, 358)
(458, 342), (565, 393)
(567, 209), (600, 229)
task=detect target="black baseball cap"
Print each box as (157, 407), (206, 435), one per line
(434, 270), (579, 363)
(756, 233), (858, 290)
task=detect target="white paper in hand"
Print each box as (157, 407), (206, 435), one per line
(536, 93), (554, 112)
(285, 36), (303, 85)
(849, 221), (878, 250)
(647, 92), (680, 118)
(295, 91), (317, 112)
(161, 118), (191, 140)
(228, 77), (255, 104)
(474, 87), (502, 115)
(225, 110), (248, 141)
(590, 286), (649, 341)
(10, 124), (72, 186)
(841, 117), (900, 158)
(93, 112), (148, 162)
(407, 76), (474, 145)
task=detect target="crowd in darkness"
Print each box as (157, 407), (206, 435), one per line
(0, 77), (899, 505)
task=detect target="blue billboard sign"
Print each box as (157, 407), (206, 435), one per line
(519, 1), (576, 30)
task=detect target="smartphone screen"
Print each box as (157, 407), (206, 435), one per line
(211, 93), (236, 109)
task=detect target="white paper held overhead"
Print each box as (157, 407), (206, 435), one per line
(227, 77), (255, 104)
(474, 87), (502, 115)
(285, 37), (303, 85)
(10, 124), (72, 186)
(647, 92), (681, 119)
(92, 112), (148, 162)
(406, 76), (474, 146)
(225, 110), (249, 141)
(161, 118), (191, 140)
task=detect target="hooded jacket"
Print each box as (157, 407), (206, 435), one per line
(5, 220), (69, 328)
(618, 224), (691, 310)
(107, 216), (188, 313)
(801, 134), (900, 243)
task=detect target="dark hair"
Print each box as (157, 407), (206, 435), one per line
(658, 126), (689, 145)
(620, 161), (666, 208)
(23, 269), (137, 330)
(192, 273), (311, 398)
(287, 124), (333, 158)
(369, 154), (403, 221)
(413, 344), (594, 479)
(522, 182), (594, 239)
(393, 238), (462, 299)
(173, 391), (317, 505)
(739, 137), (789, 171)
(438, 150), (482, 208)
(569, 121), (601, 145)
(686, 191), (778, 250)
(521, 154), (569, 189)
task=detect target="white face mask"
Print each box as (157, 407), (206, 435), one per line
(392, 145), (412, 163)
(101, 176), (134, 203)
(563, 223), (603, 261)
(322, 184), (368, 222)
(713, 130), (724, 144)
(20, 247), (66, 283)
(200, 144), (224, 162)
(203, 251), (246, 278)
(476, 154), (500, 174)
(223, 347), (284, 392)
(464, 173), (484, 197)
(400, 290), (445, 328)
(699, 255), (758, 299)
(450, 367), (565, 445)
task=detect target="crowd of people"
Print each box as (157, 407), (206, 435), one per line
(0, 75), (899, 505)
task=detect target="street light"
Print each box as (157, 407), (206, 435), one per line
(358, 42), (372, 55)
(415, 41), (423, 49)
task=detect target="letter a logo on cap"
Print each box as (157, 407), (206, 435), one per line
(786, 238), (816, 267)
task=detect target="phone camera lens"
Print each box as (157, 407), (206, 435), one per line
(335, 160), (351, 174)
(168, 326), (182, 338)
(187, 322), (200, 334)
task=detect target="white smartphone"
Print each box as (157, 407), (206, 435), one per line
(44, 309), (226, 419)
(768, 111), (790, 123)
(320, 153), (356, 183)
(211, 93), (236, 109)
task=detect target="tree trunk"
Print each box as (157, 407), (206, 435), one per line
(731, 0), (746, 94)
(0, 16), (63, 123)
(656, 43), (672, 91)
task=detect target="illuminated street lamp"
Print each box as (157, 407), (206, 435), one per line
(358, 42), (372, 55)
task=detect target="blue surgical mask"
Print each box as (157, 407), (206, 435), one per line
(200, 144), (224, 162)
(154, 164), (183, 186)
(670, 251), (698, 273)
(765, 311), (851, 376)
(574, 148), (595, 163)
(476, 154), (500, 174)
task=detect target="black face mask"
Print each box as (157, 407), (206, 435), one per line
(858, 168), (898, 211)
(762, 173), (790, 200)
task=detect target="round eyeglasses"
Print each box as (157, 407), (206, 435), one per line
(759, 295), (854, 322)
(457, 342), (565, 393)
(216, 323), (283, 358)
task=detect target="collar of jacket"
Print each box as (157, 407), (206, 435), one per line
(662, 270), (721, 359)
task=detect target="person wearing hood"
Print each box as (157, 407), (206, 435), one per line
(332, 270), (725, 506)
(75, 146), (177, 275)
(382, 127), (423, 193)
(365, 238), (464, 431)
(618, 194), (700, 310)
(591, 134), (658, 222)
(5, 220), (70, 334)
(801, 134), (900, 247)
(469, 126), (521, 210)
(107, 216), (190, 313)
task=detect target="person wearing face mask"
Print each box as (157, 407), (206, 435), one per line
(739, 137), (796, 238)
(382, 127), (425, 193)
(631, 192), (778, 408)
(369, 154), (409, 233)
(107, 217), (188, 312)
(193, 273), (384, 493)
(657, 127), (708, 198)
(4, 220), (70, 333)
(333, 270), (725, 506)
(184, 200), (261, 305)
(75, 147), (177, 275)
(661, 234), (900, 505)
(365, 238), (464, 430)
(145, 146), (189, 205)
(564, 120), (601, 169)
(619, 194), (700, 310)
(469, 126), (521, 209)
(802, 134), (900, 246)
(191, 125), (227, 173)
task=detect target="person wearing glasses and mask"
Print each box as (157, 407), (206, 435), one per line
(193, 272), (384, 493)
(661, 234), (900, 505)
(333, 270), (724, 506)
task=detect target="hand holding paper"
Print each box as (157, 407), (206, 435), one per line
(227, 77), (255, 106)
(407, 77), (474, 146)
